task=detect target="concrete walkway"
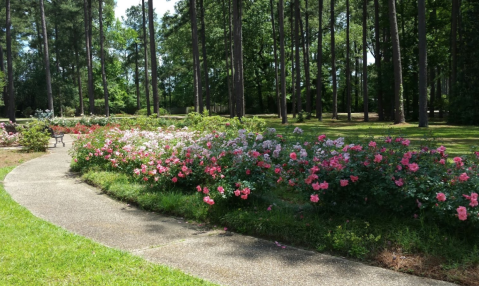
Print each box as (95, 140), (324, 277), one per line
(4, 135), (455, 286)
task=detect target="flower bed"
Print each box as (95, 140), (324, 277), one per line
(0, 122), (20, 146)
(50, 123), (113, 135)
(71, 125), (479, 229)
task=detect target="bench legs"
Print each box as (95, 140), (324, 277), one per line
(53, 136), (65, 148)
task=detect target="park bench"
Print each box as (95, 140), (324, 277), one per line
(47, 127), (65, 148)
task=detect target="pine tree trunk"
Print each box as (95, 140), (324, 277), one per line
(222, 0), (234, 118)
(228, 0), (235, 118)
(199, 0), (210, 113)
(6, 0), (15, 122)
(316, 0), (323, 121)
(411, 6), (419, 121)
(418, 0), (428, 127)
(362, 0), (368, 122)
(135, 43), (141, 111)
(88, 0), (94, 102)
(355, 49), (359, 112)
(429, 66), (435, 118)
(40, 0), (53, 115)
(74, 47), (84, 115)
(270, 0), (281, 118)
(290, 1), (296, 118)
(304, 0), (311, 116)
(437, 66), (443, 118)
(400, 0), (408, 118)
(346, 0), (351, 121)
(99, 0), (109, 117)
(83, 0), (94, 115)
(389, 0), (405, 124)
(141, 0), (151, 116)
(299, 15), (311, 117)
(0, 45), (7, 118)
(148, 0), (159, 115)
(451, 0), (458, 98)
(54, 6), (62, 116)
(374, 0), (384, 121)
(279, 0), (288, 124)
(233, 0), (244, 118)
(294, 0), (302, 114)
(190, 0), (203, 113)
(331, 0), (338, 119)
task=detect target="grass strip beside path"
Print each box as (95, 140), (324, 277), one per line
(0, 166), (214, 285)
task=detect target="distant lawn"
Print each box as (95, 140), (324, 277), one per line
(3, 112), (477, 156)
(264, 113), (479, 156)
(0, 165), (214, 285)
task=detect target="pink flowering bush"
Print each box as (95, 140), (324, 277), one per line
(71, 125), (479, 229)
(0, 122), (20, 146)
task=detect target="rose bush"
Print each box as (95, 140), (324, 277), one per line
(71, 126), (479, 229)
(0, 122), (20, 146)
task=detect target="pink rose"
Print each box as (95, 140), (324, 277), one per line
(290, 152), (297, 160)
(401, 157), (410, 166)
(459, 173), (470, 182)
(203, 196), (215, 205)
(457, 206), (467, 221)
(409, 163), (419, 172)
(310, 194), (319, 203)
(436, 192), (446, 202)
(395, 178), (404, 187)
(319, 181), (329, 190)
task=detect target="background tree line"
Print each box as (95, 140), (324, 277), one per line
(1, 0), (478, 125)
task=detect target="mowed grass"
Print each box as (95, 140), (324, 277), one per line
(263, 113), (479, 156)
(0, 163), (214, 285)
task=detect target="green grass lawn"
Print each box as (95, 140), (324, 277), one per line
(265, 113), (479, 156)
(0, 167), (214, 286)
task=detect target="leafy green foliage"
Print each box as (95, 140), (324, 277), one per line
(19, 120), (51, 152)
(184, 111), (266, 134)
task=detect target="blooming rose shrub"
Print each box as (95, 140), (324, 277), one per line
(0, 122), (20, 146)
(50, 123), (110, 135)
(71, 126), (479, 229)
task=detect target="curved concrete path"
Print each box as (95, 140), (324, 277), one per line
(4, 135), (455, 286)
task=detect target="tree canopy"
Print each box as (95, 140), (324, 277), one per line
(1, 0), (478, 125)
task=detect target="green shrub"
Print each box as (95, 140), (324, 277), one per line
(135, 108), (149, 116)
(19, 120), (51, 152)
(64, 106), (76, 117)
(135, 108), (169, 116)
(184, 111), (266, 134)
(23, 107), (34, 118)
